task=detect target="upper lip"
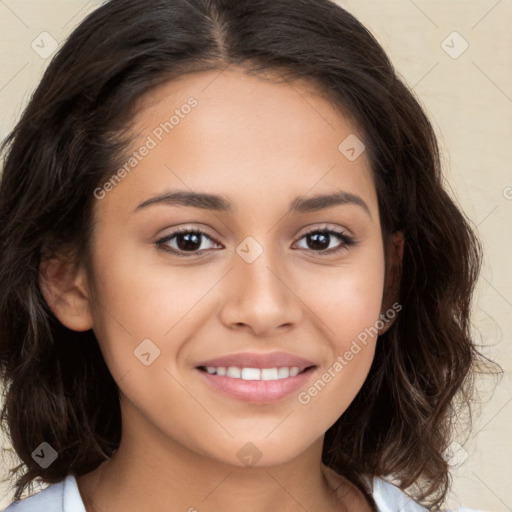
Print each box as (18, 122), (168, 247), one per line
(196, 351), (317, 369)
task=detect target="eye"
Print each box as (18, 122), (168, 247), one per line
(294, 227), (355, 255)
(155, 226), (355, 258)
(156, 228), (222, 257)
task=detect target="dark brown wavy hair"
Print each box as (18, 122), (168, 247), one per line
(0, 0), (496, 508)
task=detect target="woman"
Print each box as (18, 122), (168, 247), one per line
(0, 0), (492, 510)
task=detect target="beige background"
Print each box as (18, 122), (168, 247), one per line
(0, 1), (511, 510)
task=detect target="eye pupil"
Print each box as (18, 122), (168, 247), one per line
(177, 233), (201, 251)
(307, 232), (329, 250)
(158, 228), (350, 257)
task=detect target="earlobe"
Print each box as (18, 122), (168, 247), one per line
(39, 255), (93, 332)
(379, 231), (404, 335)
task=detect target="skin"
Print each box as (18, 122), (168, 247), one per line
(42, 67), (403, 512)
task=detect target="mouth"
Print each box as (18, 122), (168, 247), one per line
(197, 365), (313, 380)
(194, 352), (317, 404)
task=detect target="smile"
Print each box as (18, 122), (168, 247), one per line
(195, 352), (317, 404)
(199, 366), (305, 380)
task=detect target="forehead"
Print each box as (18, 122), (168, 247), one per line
(97, 67), (377, 219)
(133, 67), (360, 155)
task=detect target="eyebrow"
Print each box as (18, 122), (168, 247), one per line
(135, 190), (372, 218)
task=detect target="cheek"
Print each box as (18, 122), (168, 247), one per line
(331, 276), (384, 347)
(296, 342), (377, 435)
(299, 245), (386, 346)
(87, 234), (222, 384)
(89, 223), (188, 330)
(295, 273), (382, 427)
(293, 251), (385, 422)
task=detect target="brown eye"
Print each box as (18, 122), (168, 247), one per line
(156, 228), (221, 256)
(295, 228), (355, 255)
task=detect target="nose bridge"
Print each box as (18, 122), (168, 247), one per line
(236, 233), (289, 302)
(241, 241), (281, 288)
(219, 233), (302, 334)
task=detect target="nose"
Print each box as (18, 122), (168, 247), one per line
(218, 241), (303, 337)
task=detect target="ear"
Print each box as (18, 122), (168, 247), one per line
(39, 254), (93, 332)
(379, 231), (404, 335)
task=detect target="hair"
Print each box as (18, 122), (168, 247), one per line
(0, 0), (497, 508)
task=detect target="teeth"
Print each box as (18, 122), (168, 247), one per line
(289, 367), (300, 377)
(203, 366), (303, 380)
(277, 367), (289, 379)
(241, 368), (261, 380)
(261, 368), (278, 380)
(226, 367), (241, 378)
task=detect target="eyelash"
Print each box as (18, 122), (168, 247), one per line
(155, 226), (355, 258)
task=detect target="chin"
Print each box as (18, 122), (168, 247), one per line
(214, 435), (320, 469)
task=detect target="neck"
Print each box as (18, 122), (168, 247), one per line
(76, 403), (369, 512)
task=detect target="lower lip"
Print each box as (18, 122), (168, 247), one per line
(196, 368), (316, 404)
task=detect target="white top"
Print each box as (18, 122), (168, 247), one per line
(1, 474), (484, 512)
(1, 473), (431, 512)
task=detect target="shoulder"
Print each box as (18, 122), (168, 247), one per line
(322, 464), (427, 511)
(2, 474), (86, 512)
(370, 477), (428, 511)
(370, 479), (487, 512)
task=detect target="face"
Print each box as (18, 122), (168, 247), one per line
(82, 67), (389, 467)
